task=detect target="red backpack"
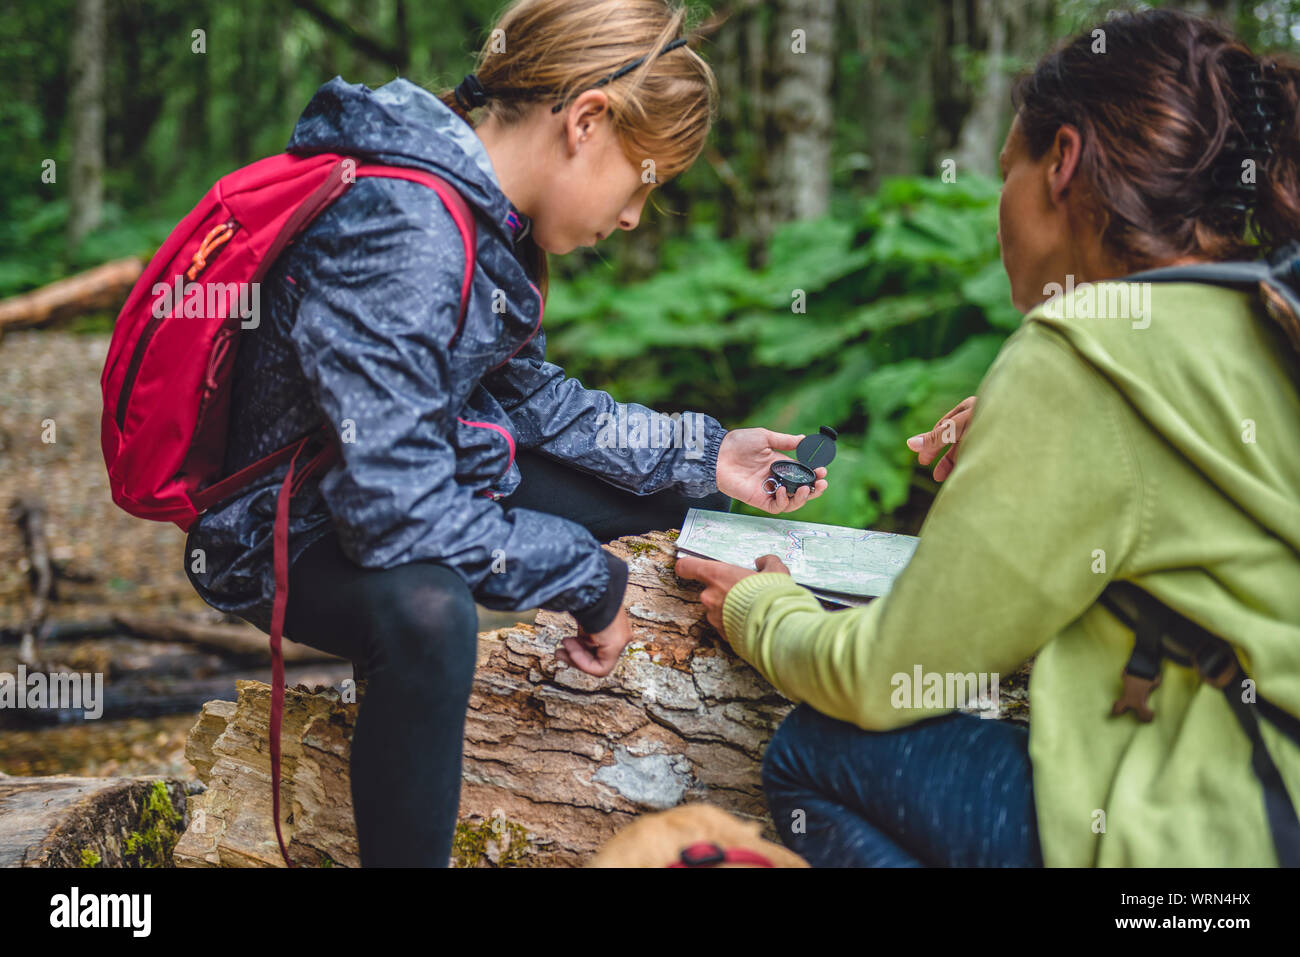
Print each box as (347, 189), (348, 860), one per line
(100, 152), (477, 867)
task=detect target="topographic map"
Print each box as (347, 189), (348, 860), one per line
(675, 508), (919, 606)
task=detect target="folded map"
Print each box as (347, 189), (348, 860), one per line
(675, 508), (919, 607)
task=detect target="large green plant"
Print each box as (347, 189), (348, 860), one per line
(544, 175), (1021, 531)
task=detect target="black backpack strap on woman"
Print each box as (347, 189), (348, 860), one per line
(1100, 581), (1300, 867)
(1124, 240), (1300, 358)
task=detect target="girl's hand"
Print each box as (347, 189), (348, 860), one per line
(674, 553), (792, 640)
(716, 428), (829, 514)
(907, 396), (977, 482)
(557, 607), (633, 676)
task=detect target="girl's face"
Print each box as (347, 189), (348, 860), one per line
(533, 92), (657, 254)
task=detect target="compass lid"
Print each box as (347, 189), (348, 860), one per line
(795, 426), (838, 469)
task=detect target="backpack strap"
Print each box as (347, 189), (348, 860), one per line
(1123, 242), (1300, 358)
(1101, 581), (1300, 866)
(354, 163), (478, 348)
(1099, 582), (1167, 723)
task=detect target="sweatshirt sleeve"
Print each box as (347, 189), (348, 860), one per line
(287, 178), (623, 619)
(718, 319), (1145, 730)
(482, 335), (727, 499)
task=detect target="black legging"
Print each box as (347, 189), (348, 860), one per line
(283, 448), (732, 866)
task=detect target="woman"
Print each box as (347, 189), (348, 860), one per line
(678, 9), (1300, 866)
(183, 0), (827, 866)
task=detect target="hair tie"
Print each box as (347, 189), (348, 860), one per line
(454, 73), (489, 111)
(549, 36), (690, 113)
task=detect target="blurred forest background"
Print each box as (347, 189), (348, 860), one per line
(4, 0), (1299, 531)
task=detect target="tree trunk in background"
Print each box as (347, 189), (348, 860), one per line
(952, 0), (1055, 179)
(1183, 0), (1241, 23)
(746, 7), (776, 268)
(67, 0), (105, 248)
(769, 0), (835, 222)
(715, 16), (745, 240)
(953, 0), (1007, 179)
(929, 0), (978, 172)
(854, 0), (924, 188)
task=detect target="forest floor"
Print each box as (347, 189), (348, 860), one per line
(0, 329), (536, 782)
(1, 330), (210, 780)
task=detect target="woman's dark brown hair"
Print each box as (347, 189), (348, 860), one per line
(1011, 9), (1300, 270)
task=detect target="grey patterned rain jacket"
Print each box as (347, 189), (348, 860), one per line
(185, 76), (727, 633)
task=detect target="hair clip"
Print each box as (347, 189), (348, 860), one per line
(1209, 58), (1287, 214)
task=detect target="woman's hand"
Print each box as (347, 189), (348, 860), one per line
(907, 396), (977, 482)
(557, 607), (633, 676)
(716, 428), (829, 513)
(674, 553), (792, 640)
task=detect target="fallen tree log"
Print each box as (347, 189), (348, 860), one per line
(0, 257), (143, 334)
(113, 613), (342, 663)
(173, 530), (1032, 867)
(0, 775), (195, 867)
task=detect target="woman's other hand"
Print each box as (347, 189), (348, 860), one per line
(716, 428), (829, 514)
(674, 553), (792, 639)
(558, 607), (634, 676)
(907, 396), (977, 482)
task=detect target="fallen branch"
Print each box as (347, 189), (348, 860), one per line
(10, 496), (54, 665)
(0, 257), (143, 333)
(112, 613), (342, 663)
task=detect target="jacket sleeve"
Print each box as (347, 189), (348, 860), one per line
(286, 178), (623, 625)
(482, 332), (727, 499)
(717, 319), (1146, 730)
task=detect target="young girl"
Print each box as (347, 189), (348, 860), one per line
(183, 0), (827, 867)
(679, 9), (1300, 866)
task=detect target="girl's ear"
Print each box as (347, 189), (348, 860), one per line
(1047, 124), (1084, 207)
(564, 90), (611, 154)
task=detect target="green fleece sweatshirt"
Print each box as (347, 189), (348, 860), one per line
(721, 281), (1300, 866)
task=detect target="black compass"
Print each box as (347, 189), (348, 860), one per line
(764, 426), (837, 495)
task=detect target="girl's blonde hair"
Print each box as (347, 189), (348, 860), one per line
(439, 0), (718, 296)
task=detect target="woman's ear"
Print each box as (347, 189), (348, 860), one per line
(1047, 124), (1084, 207)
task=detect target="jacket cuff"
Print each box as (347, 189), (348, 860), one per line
(675, 418), (727, 498)
(572, 550), (629, 633)
(721, 573), (811, 652)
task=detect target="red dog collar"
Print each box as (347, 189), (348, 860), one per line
(667, 841), (776, 868)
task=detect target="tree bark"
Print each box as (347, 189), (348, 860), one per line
(67, 0), (107, 248)
(173, 530), (1031, 867)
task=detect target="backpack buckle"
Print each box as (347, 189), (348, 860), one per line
(1193, 641), (1238, 689)
(1111, 671), (1162, 723)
